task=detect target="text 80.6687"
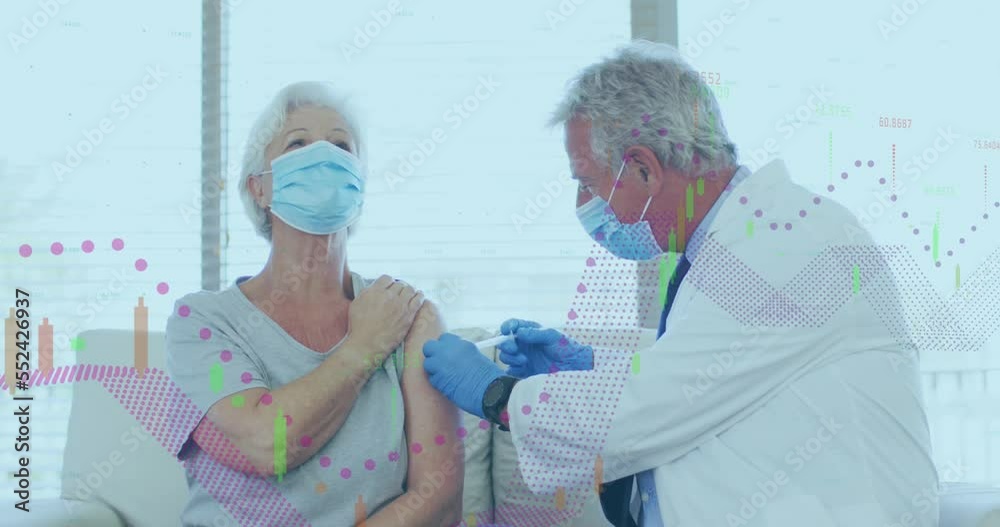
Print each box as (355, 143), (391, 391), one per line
(879, 116), (912, 128)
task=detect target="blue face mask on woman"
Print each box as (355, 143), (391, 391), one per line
(261, 140), (365, 235)
(575, 157), (662, 261)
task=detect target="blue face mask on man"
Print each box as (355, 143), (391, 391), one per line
(575, 157), (663, 261)
(261, 140), (365, 235)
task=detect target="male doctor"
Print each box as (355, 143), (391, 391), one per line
(423, 41), (938, 526)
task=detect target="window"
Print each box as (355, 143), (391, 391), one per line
(0, 0), (202, 500)
(223, 0), (631, 330)
(678, 0), (1000, 483)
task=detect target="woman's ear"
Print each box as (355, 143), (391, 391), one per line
(247, 174), (270, 209)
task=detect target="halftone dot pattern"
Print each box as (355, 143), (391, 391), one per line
(493, 241), (652, 526)
(100, 368), (310, 526)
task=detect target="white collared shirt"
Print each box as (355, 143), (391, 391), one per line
(506, 159), (938, 527)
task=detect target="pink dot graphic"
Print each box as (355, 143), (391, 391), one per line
(260, 393), (273, 406)
(135, 258), (148, 271)
(178, 305), (191, 317)
(220, 350), (232, 362)
(478, 419), (489, 430)
(51, 242), (64, 255)
(81, 240), (95, 253)
(434, 435), (445, 445)
(320, 456), (331, 468)
(285, 415), (292, 426)
(299, 436), (312, 448)
(521, 405), (532, 415)
(365, 459), (376, 471)
(241, 372), (253, 384)
(157, 282), (170, 294)
(199, 328), (212, 340)
(456, 427), (467, 439)
(411, 443), (423, 454)
(340, 468), (351, 479)
(388, 451), (400, 462)
(19, 245), (32, 258)
(112, 238), (125, 251)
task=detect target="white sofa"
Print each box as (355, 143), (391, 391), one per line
(20, 328), (614, 527)
(18, 329), (1000, 526)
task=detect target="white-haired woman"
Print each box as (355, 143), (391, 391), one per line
(166, 81), (463, 526)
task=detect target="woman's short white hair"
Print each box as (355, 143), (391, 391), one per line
(550, 40), (738, 176)
(238, 81), (367, 242)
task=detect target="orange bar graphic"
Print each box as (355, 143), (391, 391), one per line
(5, 308), (16, 395)
(355, 494), (367, 526)
(555, 486), (566, 510)
(39, 318), (53, 375)
(134, 297), (148, 378)
(595, 454), (604, 494)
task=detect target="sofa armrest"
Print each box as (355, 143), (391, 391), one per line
(20, 498), (125, 527)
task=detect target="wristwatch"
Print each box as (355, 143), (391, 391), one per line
(482, 375), (520, 432)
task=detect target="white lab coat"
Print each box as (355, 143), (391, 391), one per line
(506, 159), (939, 527)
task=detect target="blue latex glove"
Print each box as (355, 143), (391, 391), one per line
(497, 318), (594, 378)
(422, 333), (504, 419)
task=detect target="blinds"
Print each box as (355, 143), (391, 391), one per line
(0, 0), (203, 500)
(221, 0), (631, 330)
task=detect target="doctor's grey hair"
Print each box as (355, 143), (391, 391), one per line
(238, 81), (367, 242)
(549, 40), (737, 176)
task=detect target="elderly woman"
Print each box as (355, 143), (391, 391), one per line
(165, 81), (463, 526)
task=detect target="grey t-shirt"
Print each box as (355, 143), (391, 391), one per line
(165, 272), (408, 526)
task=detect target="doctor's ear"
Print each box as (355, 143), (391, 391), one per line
(623, 145), (665, 190)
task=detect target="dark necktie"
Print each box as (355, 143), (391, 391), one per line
(599, 254), (692, 527)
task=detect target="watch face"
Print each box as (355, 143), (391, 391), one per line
(484, 378), (506, 407)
